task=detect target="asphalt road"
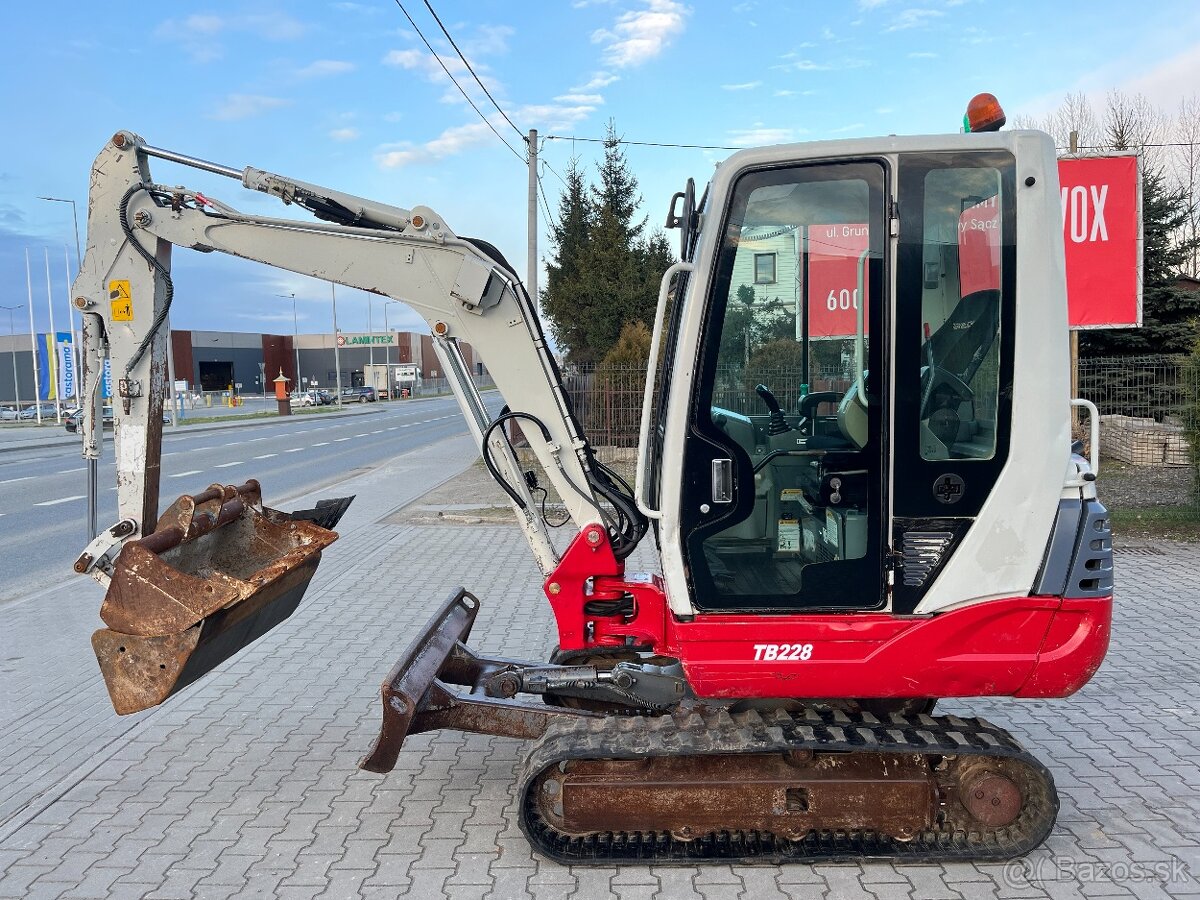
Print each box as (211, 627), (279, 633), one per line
(0, 394), (498, 605)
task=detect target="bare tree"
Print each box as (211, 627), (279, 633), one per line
(1104, 90), (1167, 167)
(1169, 94), (1200, 277)
(1047, 92), (1102, 152)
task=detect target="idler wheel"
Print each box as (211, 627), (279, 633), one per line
(961, 772), (1022, 827)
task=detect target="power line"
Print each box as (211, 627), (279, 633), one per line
(540, 154), (568, 189)
(545, 134), (742, 151)
(536, 171), (557, 229)
(422, 0), (525, 140)
(392, 0), (526, 163)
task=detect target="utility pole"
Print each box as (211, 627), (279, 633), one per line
(1, 304), (22, 411)
(527, 128), (539, 315)
(331, 283), (343, 406)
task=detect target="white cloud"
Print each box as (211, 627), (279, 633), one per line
(156, 12), (306, 61)
(858, 0), (889, 7)
(329, 127), (360, 142)
(572, 71), (620, 91)
(375, 100), (596, 168)
(555, 93), (605, 104)
(296, 59), (355, 78)
(728, 126), (805, 147)
(886, 8), (944, 31)
(383, 48), (424, 68)
(777, 59), (832, 72)
(464, 24), (515, 57)
(592, 0), (688, 68)
(722, 81), (761, 91)
(211, 94), (292, 121)
(1121, 41), (1200, 108)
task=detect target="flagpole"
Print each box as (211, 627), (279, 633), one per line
(63, 245), (79, 405)
(26, 250), (41, 424)
(44, 249), (61, 423)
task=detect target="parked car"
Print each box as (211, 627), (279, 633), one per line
(290, 391), (318, 407)
(315, 389), (335, 405)
(19, 401), (60, 420)
(341, 386), (376, 403)
(0, 406), (19, 421)
(63, 407), (170, 432)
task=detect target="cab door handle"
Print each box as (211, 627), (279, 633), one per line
(712, 459), (733, 503)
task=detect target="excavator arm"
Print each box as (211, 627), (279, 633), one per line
(70, 131), (646, 715)
(72, 131), (644, 571)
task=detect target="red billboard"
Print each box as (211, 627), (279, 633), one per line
(801, 155), (1138, 339)
(1058, 154), (1141, 329)
(958, 195), (1001, 296)
(807, 223), (869, 339)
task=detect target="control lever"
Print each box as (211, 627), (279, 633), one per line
(755, 384), (792, 436)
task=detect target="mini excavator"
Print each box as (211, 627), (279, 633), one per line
(68, 95), (1111, 863)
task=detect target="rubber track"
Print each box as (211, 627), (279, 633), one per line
(517, 705), (1058, 865)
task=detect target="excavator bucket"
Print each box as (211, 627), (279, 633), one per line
(91, 481), (350, 715)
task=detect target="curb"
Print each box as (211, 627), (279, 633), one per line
(0, 391), (477, 456)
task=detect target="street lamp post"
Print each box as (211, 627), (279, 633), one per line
(276, 293), (302, 392)
(1, 304), (22, 411)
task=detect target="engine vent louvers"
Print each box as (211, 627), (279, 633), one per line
(901, 531), (955, 588)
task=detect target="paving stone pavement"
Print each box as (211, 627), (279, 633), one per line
(2, 452), (1199, 898)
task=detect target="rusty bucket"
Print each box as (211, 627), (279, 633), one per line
(91, 480), (339, 715)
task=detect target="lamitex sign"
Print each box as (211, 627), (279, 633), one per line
(803, 154), (1141, 337)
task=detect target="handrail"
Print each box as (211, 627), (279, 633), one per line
(1070, 398), (1100, 477)
(635, 261), (694, 519)
(854, 248), (870, 406)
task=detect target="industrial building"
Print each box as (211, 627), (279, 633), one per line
(0, 329), (483, 404)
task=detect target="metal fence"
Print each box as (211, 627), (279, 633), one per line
(558, 356), (1199, 472)
(1077, 355), (1195, 468)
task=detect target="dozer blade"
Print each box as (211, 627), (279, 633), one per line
(361, 589), (594, 774)
(92, 480), (348, 715)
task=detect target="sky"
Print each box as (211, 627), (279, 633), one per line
(2, 0), (1199, 341)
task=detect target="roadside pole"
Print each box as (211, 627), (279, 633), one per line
(26, 251), (41, 424)
(1068, 131), (1080, 427)
(527, 128), (538, 315)
(166, 319), (179, 427)
(2, 304), (22, 413)
(332, 283), (343, 406)
(64, 246), (80, 406)
(44, 249), (61, 423)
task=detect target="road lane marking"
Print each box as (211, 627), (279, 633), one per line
(285, 448), (303, 453)
(56, 467), (84, 474)
(355, 433), (369, 437)
(214, 461), (242, 468)
(253, 453), (277, 459)
(0, 476), (35, 485)
(35, 495), (85, 506)
(312, 442), (329, 447)
(170, 470), (204, 478)
(334, 437), (351, 442)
